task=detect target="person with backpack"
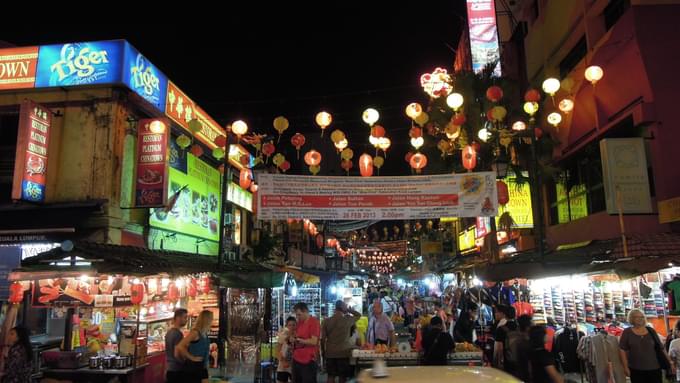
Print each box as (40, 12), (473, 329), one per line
(514, 314), (534, 382)
(380, 291), (397, 316)
(493, 304), (521, 376)
(529, 325), (564, 383)
(422, 316), (455, 365)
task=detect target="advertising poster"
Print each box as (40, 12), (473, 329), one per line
(35, 40), (123, 87)
(257, 172), (498, 220)
(134, 119), (169, 207)
(600, 138), (653, 214)
(12, 100), (52, 202)
(149, 141), (221, 241)
(0, 46), (39, 90)
(466, 0), (501, 76)
(122, 43), (168, 112)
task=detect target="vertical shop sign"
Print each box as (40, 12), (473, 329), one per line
(135, 119), (169, 207)
(466, 0), (501, 76)
(12, 100), (52, 202)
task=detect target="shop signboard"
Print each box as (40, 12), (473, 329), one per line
(35, 40), (123, 87)
(122, 43), (167, 112)
(557, 183), (588, 224)
(475, 217), (490, 238)
(659, 196), (680, 224)
(0, 46), (39, 90)
(458, 226), (477, 252)
(165, 80), (225, 149)
(12, 100), (52, 202)
(134, 118), (169, 207)
(149, 147), (221, 241)
(496, 178), (533, 228)
(228, 182), (253, 212)
(465, 0), (501, 76)
(257, 172), (498, 220)
(600, 138), (653, 214)
(421, 240), (444, 256)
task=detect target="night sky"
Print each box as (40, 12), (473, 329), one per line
(4, 3), (467, 175)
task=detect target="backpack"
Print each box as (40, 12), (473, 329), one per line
(502, 324), (524, 367)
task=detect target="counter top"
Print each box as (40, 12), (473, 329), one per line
(44, 363), (149, 375)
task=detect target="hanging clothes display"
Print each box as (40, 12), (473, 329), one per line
(553, 326), (583, 374)
(577, 330), (626, 383)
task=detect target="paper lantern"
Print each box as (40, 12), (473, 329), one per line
(492, 106), (507, 121)
(542, 78), (560, 96)
(535, 127), (544, 139)
(190, 144), (204, 157)
(373, 156), (384, 169)
(250, 183), (258, 193)
(462, 145), (477, 171)
(371, 125), (385, 138)
(410, 137), (424, 150)
(272, 153), (285, 167)
(405, 152), (414, 163)
(452, 113), (466, 126)
(330, 129), (346, 144)
(437, 139), (452, 156)
(212, 147), (225, 160)
(279, 160), (290, 172)
(167, 282), (179, 302)
(377, 137), (391, 152)
(291, 133), (306, 159)
(201, 275), (211, 294)
(558, 98), (574, 113)
(486, 86), (503, 102)
(497, 180), (509, 205)
(486, 108), (494, 122)
(341, 159), (353, 174)
(585, 65), (604, 85)
(341, 148), (354, 161)
(547, 112), (562, 127)
(315, 111), (332, 136)
(405, 103), (423, 120)
(130, 283), (145, 305)
(409, 127), (423, 138)
(273, 116), (289, 138)
(334, 138), (348, 152)
(213, 136), (226, 149)
(512, 121), (527, 131)
(359, 154), (373, 177)
(239, 169), (252, 189)
(561, 77), (575, 93)
(409, 153), (428, 173)
(524, 89), (541, 103)
(523, 102), (539, 116)
(176, 134), (191, 149)
(362, 108), (379, 125)
(9, 282), (23, 304)
(445, 124), (461, 140)
(478, 128), (491, 142)
(188, 119), (202, 134)
(187, 279), (198, 298)
(232, 120), (248, 136)
(309, 165), (321, 175)
(316, 234), (324, 249)
(304, 150), (322, 166)
(414, 112), (429, 127)
(262, 142), (275, 158)
(446, 93), (464, 110)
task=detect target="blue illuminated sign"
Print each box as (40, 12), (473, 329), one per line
(123, 43), (167, 112)
(35, 41), (123, 87)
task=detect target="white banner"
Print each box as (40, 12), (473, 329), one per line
(257, 172), (498, 220)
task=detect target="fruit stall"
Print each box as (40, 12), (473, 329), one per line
(351, 341), (483, 369)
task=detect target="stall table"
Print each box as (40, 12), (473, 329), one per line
(42, 363), (149, 383)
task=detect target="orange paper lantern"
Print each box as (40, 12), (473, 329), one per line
(409, 153), (428, 173)
(486, 86), (503, 102)
(371, 125), (386, 138)
(359, 153), (374, 177)
(497, 180), (509, 205)
(462, 145), (477, 171)
(304, 150), (322, 166)
(239, 169), (252, 189)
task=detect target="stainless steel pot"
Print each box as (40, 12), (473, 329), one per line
(102, 356), (114, 369)
(114, 356), (127, 369)
(89, 356), (100, 369)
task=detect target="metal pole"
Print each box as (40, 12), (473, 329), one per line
(529, 119), (545, 259)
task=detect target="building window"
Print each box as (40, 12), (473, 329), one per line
(603, 0), (631, 31)
(548, 141), (606, 225)
(559, 36), (587, 78)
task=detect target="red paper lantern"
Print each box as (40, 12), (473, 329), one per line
(130, 283), (145, 305)
(486, 109), (494, 122)
(341, 159), (353, 173)
(405, 151), (414, 163)
(263, 142), (276, 156)
(409, 153), (428, 173)
(409, 127), (422, 138)
(452, 113), (466, 126)
(9, 282), (23, 304)
(200, 275), (211, 294)
(280, 160), (291, 172)
(190, 144), (204, 157)
(462, 145), (477, 171)
(371, 125), (386, 138)
(524, 89), (541, 103)
(486, 86), (503, 102)
(359, 153), (373, 177)
(304, 150), (322, 166)
(327, 237), (338, 248)
(497, 180), (509, 205)
(291, 133), (306, 150)
(535, 127), (544, 139)
(316, 234), (324, 249)
(214, 135), (227, 148)
(187, 278), (198, 298)
(239, 169), (252, 189)
(167, 283), (179, 302)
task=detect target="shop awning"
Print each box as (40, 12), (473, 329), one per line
(275, 266), (320, 284)
(216, 271), (285, 289)
(15, 241), (270, 278)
